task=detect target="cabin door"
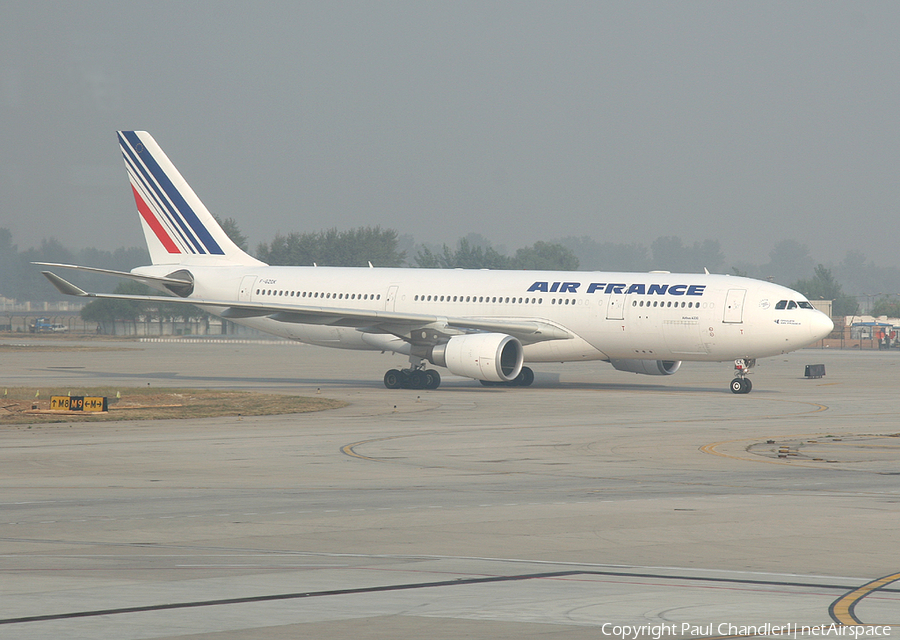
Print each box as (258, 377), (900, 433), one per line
(238, 275), (257, 302)
(385, 285), (399, 312)
(723, 289), (746, 323)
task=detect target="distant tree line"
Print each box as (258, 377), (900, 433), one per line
(790, 264), (859, 316)
(256, 226), (406, 267)
(254, 226), (580, 270)
(414, 238), (578, 270)
(0, 227), (149, 303)
(871, 297), (900, 317)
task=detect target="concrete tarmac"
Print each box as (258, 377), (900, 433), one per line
(1, 337), (898, 639)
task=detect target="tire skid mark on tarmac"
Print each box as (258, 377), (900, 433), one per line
(701, 432), (898, 471)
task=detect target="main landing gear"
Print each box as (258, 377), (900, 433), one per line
(382, 364), (536, 389)
(730, 358), (755, 394)
(479, 366), (535, 387)
(383, 367), (441, 390)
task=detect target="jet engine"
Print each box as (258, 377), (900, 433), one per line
(609, 359), (682, 376)
(428, 333), (524, 383)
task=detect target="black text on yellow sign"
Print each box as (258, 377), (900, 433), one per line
(50, 396), (108, 412)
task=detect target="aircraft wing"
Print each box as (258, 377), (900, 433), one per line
(41, 271), (571, 344)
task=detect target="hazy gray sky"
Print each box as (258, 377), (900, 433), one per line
(2, 1), (900, 267)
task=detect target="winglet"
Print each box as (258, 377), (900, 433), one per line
(41, 272), (90, 297)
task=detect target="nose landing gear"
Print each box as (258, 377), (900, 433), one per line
(730, 358), (755, 394)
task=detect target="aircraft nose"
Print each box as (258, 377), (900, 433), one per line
(811, 311), (834, 340)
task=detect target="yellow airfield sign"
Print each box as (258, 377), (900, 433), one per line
(50, 396), (108, 412)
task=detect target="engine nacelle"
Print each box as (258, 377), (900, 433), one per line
(610, 359), (682, 376)
(429, 333), (524, 382)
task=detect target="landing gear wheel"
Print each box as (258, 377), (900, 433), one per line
(406, 369), (427, 390)
(384, 369), (403, 389)
(516, 366), (534, 387)
(731, 358), (755, 394)
(424, 369), (441, 389)
(510, 366), (535, 386)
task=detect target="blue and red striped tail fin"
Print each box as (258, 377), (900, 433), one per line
(117, 131), (263, 266)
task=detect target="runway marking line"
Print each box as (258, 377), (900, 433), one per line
(829, 571), (900, 624)
(3, 566), (898, 627)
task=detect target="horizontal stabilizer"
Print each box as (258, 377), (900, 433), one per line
(33, 262), (193, 288)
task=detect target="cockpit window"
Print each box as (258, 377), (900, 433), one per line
(776, 299), (812, 310)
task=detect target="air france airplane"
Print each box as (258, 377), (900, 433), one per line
(38, 131), (834, 393)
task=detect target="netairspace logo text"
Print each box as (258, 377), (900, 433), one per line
(599, 623), (892, 640)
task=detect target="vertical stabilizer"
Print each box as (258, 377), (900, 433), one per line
(118, 131), (264, 266)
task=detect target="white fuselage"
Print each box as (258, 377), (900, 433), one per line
(140, 265), (834, 364)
